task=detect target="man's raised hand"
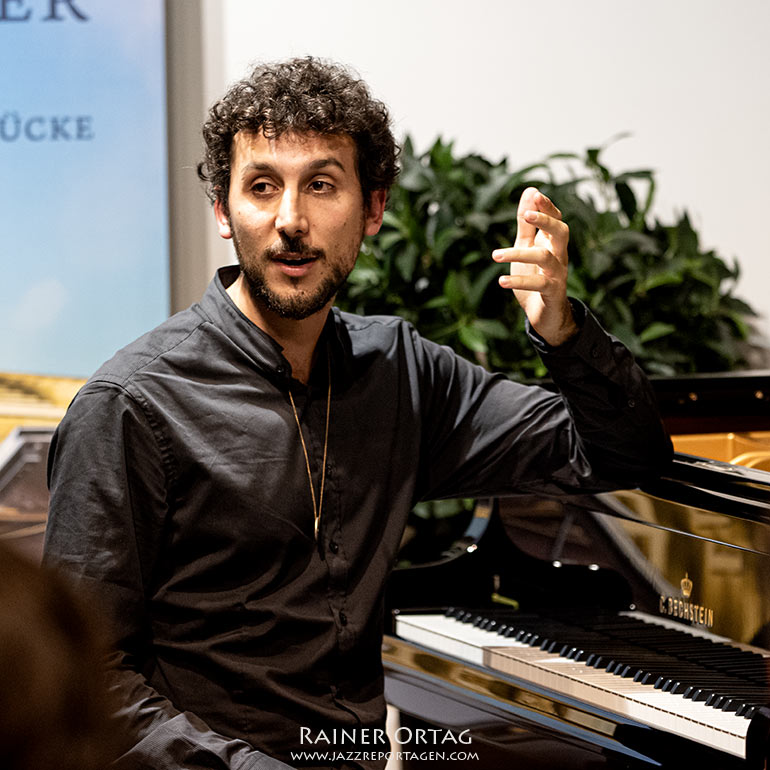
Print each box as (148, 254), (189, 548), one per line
(493, 186), (578, 347)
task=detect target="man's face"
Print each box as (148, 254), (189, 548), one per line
(215, 130), (385, 320)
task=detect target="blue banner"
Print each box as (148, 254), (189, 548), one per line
(0, 0), (168, 376)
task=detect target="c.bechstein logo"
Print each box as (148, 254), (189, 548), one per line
(659, 572), (714, 628)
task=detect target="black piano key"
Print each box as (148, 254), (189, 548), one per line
(720, 698), (742, 712)
(736, 702), (752, 717)
(705, 693), (726, 708)
(735, 701), (767, 719)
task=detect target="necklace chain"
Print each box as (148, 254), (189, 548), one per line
(287, 351), (331, 542)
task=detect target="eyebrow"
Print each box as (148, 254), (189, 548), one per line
(239, 157), (347, 180)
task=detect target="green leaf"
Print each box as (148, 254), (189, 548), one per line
(468, 262), (505, 310)
(473, 318), (509, 339)
(430, 137), (455, 172)
(645, 360), (677, 376)
(615, 170), (654, 181)
(376, 230), (404, 252)
(639, 322), (677, 344)
(432, 226), (466, 261)
(432, 321), (461, 340)
(610, 296), (634, 328)
(585, 147), (611, 182)
(583, 249), (614, 280)
(461, 250), (484, 267)
(567, 269), (588, 300)
(459, 323), (488, 352)
(637, 270), (684, 293)
(422, 295), (450, 310)
(395, 243), (419, 282)
(603, 230), (659, 256)
(545, 151), (581, 161)
(637, 176), (656, 223)
(488, 205), (519, 225)
(474, 169), (515, 213)
(674, 212), (699, 255)
(722, 295), (758, 316)
(381, 209), (408, 236)
(398, 163), (432, 193)
(464, 211), (492, 232)
(615, 181), (637, 222)
(443, 271), (464, 313)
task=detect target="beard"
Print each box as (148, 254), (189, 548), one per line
(231, 229), (356, 321)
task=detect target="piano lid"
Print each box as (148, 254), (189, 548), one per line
(494, 452), (770, 648)
(651, 370), (770, 434)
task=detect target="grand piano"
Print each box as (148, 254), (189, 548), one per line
(384, 371), (770, 768)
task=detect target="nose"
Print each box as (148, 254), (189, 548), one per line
(274, 188), (308, 238)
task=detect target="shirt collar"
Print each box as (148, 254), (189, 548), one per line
(197, 266), (352, 388)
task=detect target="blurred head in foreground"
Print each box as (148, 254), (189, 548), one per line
(0, 541), (121, 770)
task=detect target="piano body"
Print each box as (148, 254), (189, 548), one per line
(384, 371), (770, 768)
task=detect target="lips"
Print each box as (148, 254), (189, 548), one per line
(271, 251), (318, 277)
(275, 254), (315, 266)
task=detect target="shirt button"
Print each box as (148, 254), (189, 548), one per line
(627, 398), (636, 408)
(329, 540), (339, 554)
(590, 346), (600, 359)
(339, 611), (348, 626)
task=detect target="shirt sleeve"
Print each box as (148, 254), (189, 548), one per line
(44, 383), (293, 770)
(414, 300), (673, 501)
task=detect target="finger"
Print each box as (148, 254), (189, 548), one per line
(515, 187), (541, 247)
(498, 272), (551, 293)
(531, 190), (562, 220)
(492, 246), (556, 268)
(522, 210), (569, 253)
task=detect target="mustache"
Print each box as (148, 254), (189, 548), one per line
(264, 235), (325, 260)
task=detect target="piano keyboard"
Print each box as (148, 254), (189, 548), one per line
(395, 609), (770, 759)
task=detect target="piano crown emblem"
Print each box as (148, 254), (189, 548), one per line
(680, 572), (693, 599)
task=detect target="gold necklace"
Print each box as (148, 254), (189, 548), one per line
(287, 351), (331, 542)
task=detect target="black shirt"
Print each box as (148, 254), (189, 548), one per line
(44, 266), (671, 769)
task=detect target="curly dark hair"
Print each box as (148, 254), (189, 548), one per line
(197, 57), (399, 211)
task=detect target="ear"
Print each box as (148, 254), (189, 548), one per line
(363, 189), (387, 237)
(214, 198), (233, 240)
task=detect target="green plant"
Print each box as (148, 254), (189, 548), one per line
(338, 136), (757, 378)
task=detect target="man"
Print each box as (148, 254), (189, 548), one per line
(44, 57), (672, 770)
